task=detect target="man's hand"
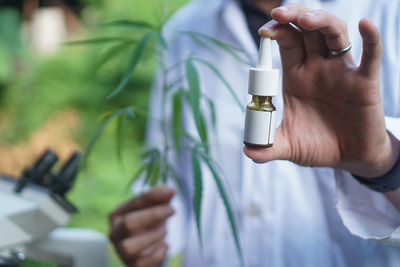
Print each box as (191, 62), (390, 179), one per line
(109, 186), (175, 267)
(244, 3), (400, 178)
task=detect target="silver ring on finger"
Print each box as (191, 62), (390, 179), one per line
(328, 42), (352, 56)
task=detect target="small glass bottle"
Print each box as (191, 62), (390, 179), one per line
(243, 37), (279, 148)
(244, 96), (276, 147)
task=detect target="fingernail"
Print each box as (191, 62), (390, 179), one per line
(258, 20), (279, 37)
(158, 186), (175, 197)
(252, 160), (266, 164)
(275, 6), (288, 13)
(304, 12), (317, 19)
(163, 206), (174, 216)
(260, 20), (278, 30)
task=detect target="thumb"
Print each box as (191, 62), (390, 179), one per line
(357, 18), (382, 79)
(243, 127), (291, 163)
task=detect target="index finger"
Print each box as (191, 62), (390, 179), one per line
(272, 5), (352, 58)
(297, 9), (350, 52)
(109, 186), (175, 221)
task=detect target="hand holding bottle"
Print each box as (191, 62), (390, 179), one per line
(244, 3), (400, 178)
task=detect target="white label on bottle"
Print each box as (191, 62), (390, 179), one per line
(244, 109), (275, 146)
(269, 111), (276, 144)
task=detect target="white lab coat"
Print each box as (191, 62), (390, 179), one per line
(145, 0), (400, 266)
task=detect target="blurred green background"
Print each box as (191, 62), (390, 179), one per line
(0, 0), (187, 266)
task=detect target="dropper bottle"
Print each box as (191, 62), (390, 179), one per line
(244, 37), (279, 148)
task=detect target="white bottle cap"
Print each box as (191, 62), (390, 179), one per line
(248, 37), (279, 96)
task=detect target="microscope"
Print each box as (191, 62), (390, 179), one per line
(0, 150), (107, 267)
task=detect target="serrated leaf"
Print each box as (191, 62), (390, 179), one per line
(84, 107), (135, 167)
(125, 107), (136, 119)
(140, 148), (161, 187)
(155, 33), (168, 49)
(161, 159), (168, 185)
(107, 33), (153, 99)
(64, 37), (134, 46)
(141, 147), (159, 159)
(143, 162), (153, 185)
(193, 33), (248, 65)
(165, 162), (183, 193)
(182, 131), (206, 150)
(185, 59), (208, 149)
(84, 109), (125, 166)
(101, 19), (155, 31)
(117, 107), (136, 163)
(126, 163), (148, 191)
(204, 97), (217, 133)
(182, 31), (250, 66)
(192, 151), (203, 247)
(194, 58), (244, 112)
(200, 153), (244, 266)
(116, 114), (125, 163)
(185, 58), (201, 109)
(149, 159), (161, 186)
(145, 150), (161, 186)
(187, 31), (242, 52)
(197, 111), (208, 152)
(94, 41), (134, 70)
(183, 32), (213, 51)
(167, 75), (185, 92)
(172, 90), (183, 149)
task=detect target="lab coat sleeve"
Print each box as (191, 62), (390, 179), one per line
(131, 66), (191, 258)
(334, 116), (400, 246)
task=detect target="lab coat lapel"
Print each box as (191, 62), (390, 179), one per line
(222, 0), (258, 66)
